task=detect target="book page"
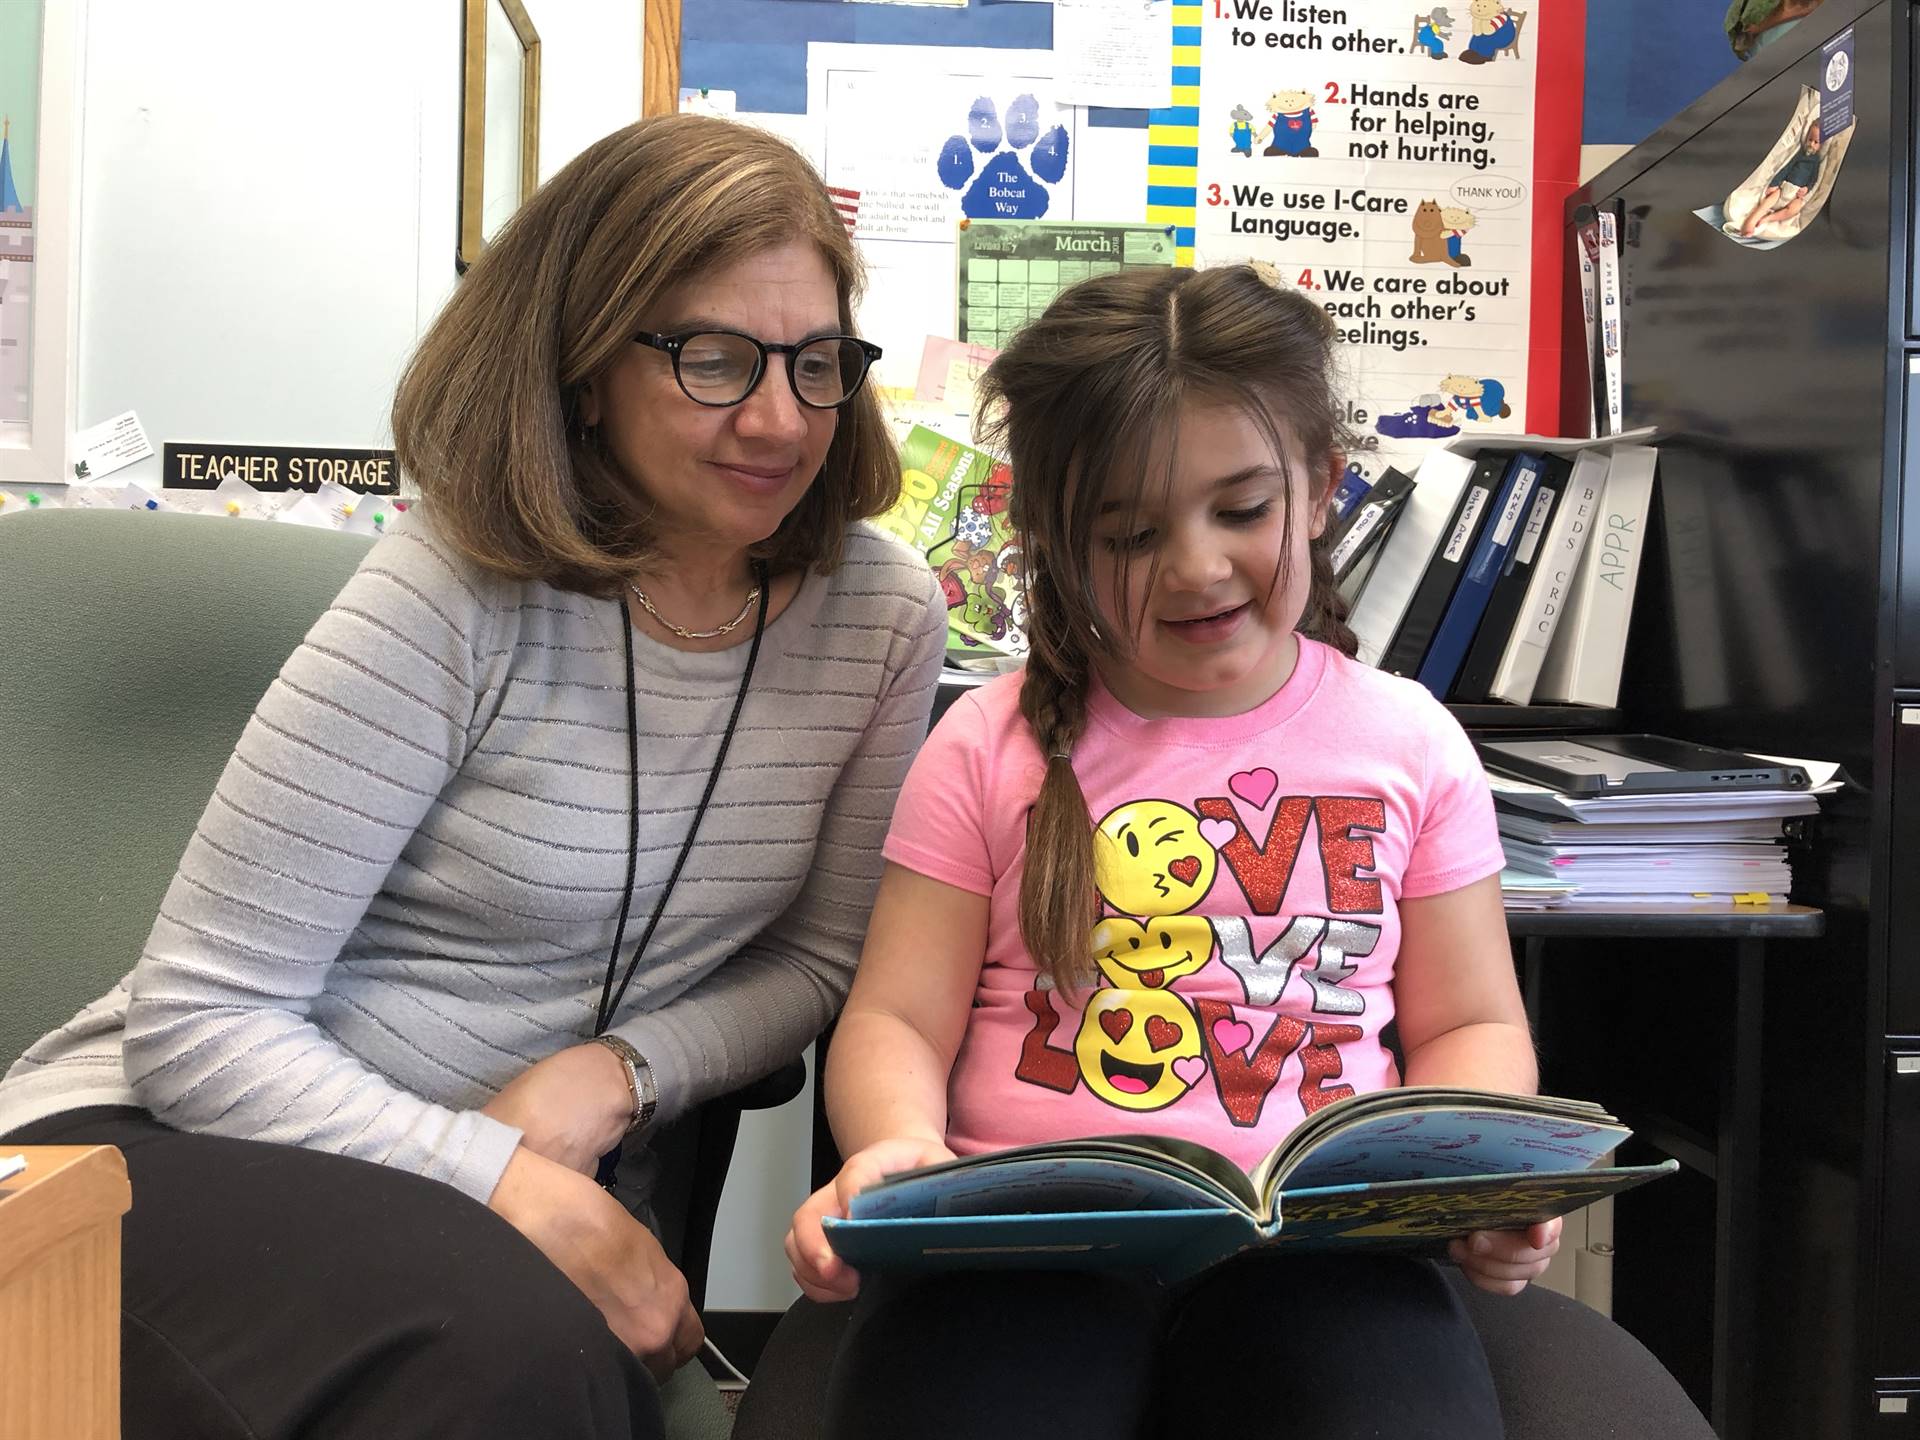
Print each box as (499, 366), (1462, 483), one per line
(1272, 1105), (1629, 1196)
(848, 1153), (1249, 1222)
(1253, 1087), (1617, 1198)
(1273, 1163), (1675, 1249)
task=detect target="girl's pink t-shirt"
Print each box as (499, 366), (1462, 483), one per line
(883, 638), (1507, 1172)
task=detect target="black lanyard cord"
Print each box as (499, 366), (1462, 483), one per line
(594, 563), (770, 1039)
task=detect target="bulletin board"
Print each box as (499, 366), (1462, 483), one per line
(642, 0), (1585, 482)
(644, 0), (1154, 398)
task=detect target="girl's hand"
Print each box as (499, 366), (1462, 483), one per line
(488, 1147), (704, 1381)
(785, 1136), (956, 1303)
(482, 1043), (634, 1176)
(1449, 1217), (1562, 1296)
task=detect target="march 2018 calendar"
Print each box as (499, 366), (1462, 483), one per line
(954, 220), (1178, 348)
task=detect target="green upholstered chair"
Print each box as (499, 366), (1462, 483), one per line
(0, 506), (796, 1438)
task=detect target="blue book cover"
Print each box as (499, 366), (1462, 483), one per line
(821, 1088), (1675, 1285)
(1415, 453), (1544, 700)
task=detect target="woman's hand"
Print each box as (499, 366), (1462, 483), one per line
(784, 1135), (955, 1303)
(1449, 1217), (1562, 1296)
(489, 1146), (703, 1381)
(482, 1043), (634, 1176)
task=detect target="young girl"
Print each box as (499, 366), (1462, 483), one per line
(786, 264), (1553, 1437)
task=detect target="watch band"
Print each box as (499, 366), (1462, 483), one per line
(592, 1034), (657, 1135)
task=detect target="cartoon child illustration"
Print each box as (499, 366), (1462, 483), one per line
(1441, 205), (1477, 266)
(1740, 118), (1825, 238)
(993, 545), (1030, 638)
(1459, 0), (1518, 64)
(1409, 198), (1451, 264)
(936, 538), (976, 610)
(940, 545), (1010, 641)
(1262, 88), (1319, 158)
(1441, 374), (1512, 421)
(1415, 6), (1454, 59)
(1229, 103), (1259, 157)
(1375, 392), (1461, 440)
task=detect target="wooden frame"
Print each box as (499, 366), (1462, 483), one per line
(458, 0), (541, 272)
(0, 0), (83, 487)
(642, 0), (681, 117)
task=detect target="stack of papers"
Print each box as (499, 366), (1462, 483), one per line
(1500, 870), (1578, 910)
(1484, 759), (1843, 907)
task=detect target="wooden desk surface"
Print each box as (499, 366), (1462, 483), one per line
(0, 1145), (131, 1440)
(0, 1146), (131, 1288)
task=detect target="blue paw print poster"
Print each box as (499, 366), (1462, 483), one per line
(810, 46), (1079, 243)
(936, 95), (1072, 220)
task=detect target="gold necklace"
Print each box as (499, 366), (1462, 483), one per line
(626, 574), (762, 640)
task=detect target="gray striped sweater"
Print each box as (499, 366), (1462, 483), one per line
(0, 514), (946, 1205)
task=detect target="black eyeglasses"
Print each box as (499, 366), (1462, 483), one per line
(635, 329), (882, 410)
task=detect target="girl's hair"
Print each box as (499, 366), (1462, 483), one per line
(976, 264), (1357, 988)
(391, 115), (900, 594)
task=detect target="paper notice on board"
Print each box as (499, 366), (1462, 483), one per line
(915, 337), (1001, 413)
(810, 44), (1079, 245)
(1181, 0), (1549, 490)
(1054, 0), (1172, 109)
(811, 42), (1083, 390)
(71, 410), (153, 483)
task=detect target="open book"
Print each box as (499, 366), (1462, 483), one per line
(823, 1088), (1675, 1284)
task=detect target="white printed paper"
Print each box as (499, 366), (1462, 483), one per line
(811, 44), (1079, 244)
(810, 42), (1085, 388)
(71, 410), (154, 483)
(1055, 0), (1171, 109)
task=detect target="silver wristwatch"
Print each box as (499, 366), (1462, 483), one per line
(592, 1034), (657, 1135)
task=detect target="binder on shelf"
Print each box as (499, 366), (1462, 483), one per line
(1486, 449), (1610, 706)
(1533, 444), (1658, 709)
(1452, 454), (1571, 703)
(1348, 448), (1476, 667)
(1328, 467), (1416, 581)
(1330, 466), (1371, 520)
(1417, 454), (1545, 699)
(1338, 521), (1396, 606)
(1378, 452), (1507, 679)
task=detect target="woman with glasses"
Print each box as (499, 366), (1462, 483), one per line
(0, 115), (943, 1440)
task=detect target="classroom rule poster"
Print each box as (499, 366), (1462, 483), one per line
(1159, 1), (1583, 485)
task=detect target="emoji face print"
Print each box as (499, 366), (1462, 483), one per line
(1091, 915), (1214, 989)
(1094, 800), (1218, 916)
(1075, 988), (1206, 1110)
(1267, 88), (1312, 118)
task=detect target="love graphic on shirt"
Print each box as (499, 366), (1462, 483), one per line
(1017, 987), (1080, 1094)
(1212, 1015), (1256, 1055)
(1228, 767), (1279, 810)
(1191, 1001), (1361, 1128)
(1093, 1005), (1193, 1057)
(1194, 794), (1387, 916)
